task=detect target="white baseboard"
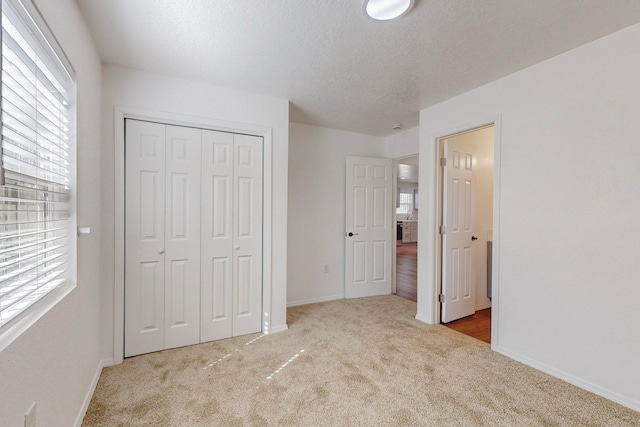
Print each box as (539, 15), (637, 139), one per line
(286, 294), (344, 308)
(496, 346), (640, 413)
(475, 302), (492, 311)
(74, 358), (113, 427)
(268, 324), (289, 334)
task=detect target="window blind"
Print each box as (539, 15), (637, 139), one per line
(0, 0), (74, 327)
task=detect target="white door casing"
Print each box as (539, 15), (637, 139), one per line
(441, 139), (476, 323)
(345, 156), (393, 298)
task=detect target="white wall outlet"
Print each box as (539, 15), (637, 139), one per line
(25, 402), (36, 427)
(323, 264), (329, 274)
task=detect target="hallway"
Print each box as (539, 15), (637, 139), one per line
(395, 243), (417, 302)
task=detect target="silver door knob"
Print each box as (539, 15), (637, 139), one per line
(234, 246), (240, 250)
(158, 249), (165, 254)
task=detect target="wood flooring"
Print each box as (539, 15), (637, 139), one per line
(395, 242), (491, 343)
(395, 243), (417, 302)
(443, 308), (492, 344)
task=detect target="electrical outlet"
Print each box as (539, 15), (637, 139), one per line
(25, 402), (36, 427)
(323, 264), (329, 274)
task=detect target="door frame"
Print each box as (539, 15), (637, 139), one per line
(113, 106), (274, 364)
(427, 116), (501, 349)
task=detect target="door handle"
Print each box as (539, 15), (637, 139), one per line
(345, 232), (359, 237)
(471, 236), (478, 241)
(158, 249), (165, 254)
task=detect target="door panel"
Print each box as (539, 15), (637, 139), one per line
(139, 261), (161, 332)
(232, 134), (263, 336)
(201, 131), (234, 341)
(442, 140), (476, 323)
(125, 120), (166, 357)
(236, 255), (252, 316)
(168, 259), (187, 325)
(164, 125), (201, 349)
(345, 156), (393, 298)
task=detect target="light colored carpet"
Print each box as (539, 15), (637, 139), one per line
(84, 296), (639, 426)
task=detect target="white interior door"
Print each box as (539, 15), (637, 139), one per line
(200, 131), (234, 341)
(442, 139), (477, 323)
(231, 134), (263, 335)
(127, 121), (263, 357)
(345, 156), (393, 298)
(125, 121), (202, 357)
(125, 120), (166, 357)
(201, 131), (263, 341)
(163, 125), (202, 349)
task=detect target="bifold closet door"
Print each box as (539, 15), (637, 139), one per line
(201, 131), (263, 342)
(125, 120), (201, 357)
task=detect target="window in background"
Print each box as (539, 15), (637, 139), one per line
(396, 192), (413, 215)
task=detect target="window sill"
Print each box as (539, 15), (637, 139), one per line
(0, 281), (76, 353)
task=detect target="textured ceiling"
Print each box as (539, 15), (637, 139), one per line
(77, 0), (640, 136)
(398, 155), (419, 183)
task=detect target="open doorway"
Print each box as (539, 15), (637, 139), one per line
(438, 125), (494, 343)
(395, 155), (419, 302)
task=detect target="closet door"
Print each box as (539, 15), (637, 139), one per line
(125, 120), (202, 357)
(232, 134), (263, 336)
(163, 125), (202, 349)
(200, 131), (263, 341)
(125, 120), (166, 357)
(200, 131), (234, 341)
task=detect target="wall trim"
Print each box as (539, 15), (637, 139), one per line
(475, 302), (492, 311)
(287, 294), (344, 308)
(74, 358), (113, 427)
(496, 346), (640, 413)
(268, 324), (289, 334)
(113, 106), (275, 364)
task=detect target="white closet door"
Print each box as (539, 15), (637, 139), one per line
(163, 125), (202, 349)
(125, 120), (166, 357)
(200, 131), (263, 341)
(232, 134), (263, 336)
(200, 131), (234, 341)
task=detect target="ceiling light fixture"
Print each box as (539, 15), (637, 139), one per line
(363, 0), (415, 21)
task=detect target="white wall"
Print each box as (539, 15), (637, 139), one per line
(100, 65), (290, 360)
(418, 22), (640, 410)
(384, 126), (419, 159)
(446, 127), (494, 310)
(287, 123), (384, 306)
(0, 0), (103, 425)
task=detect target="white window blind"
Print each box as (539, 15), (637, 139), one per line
(396, 192), (413, 215)
(0, 0), (74, 328)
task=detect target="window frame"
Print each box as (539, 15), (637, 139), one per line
(0, 0), (76, 352)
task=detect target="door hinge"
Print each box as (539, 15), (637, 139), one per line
(439, 225), (446, 235)
(440, 157), (447, 167)
(438, 294), (445, 303)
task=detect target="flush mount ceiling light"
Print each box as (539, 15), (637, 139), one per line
(363, 0), (415, 21)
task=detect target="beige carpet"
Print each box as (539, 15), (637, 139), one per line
(84, 296), (639, 426)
